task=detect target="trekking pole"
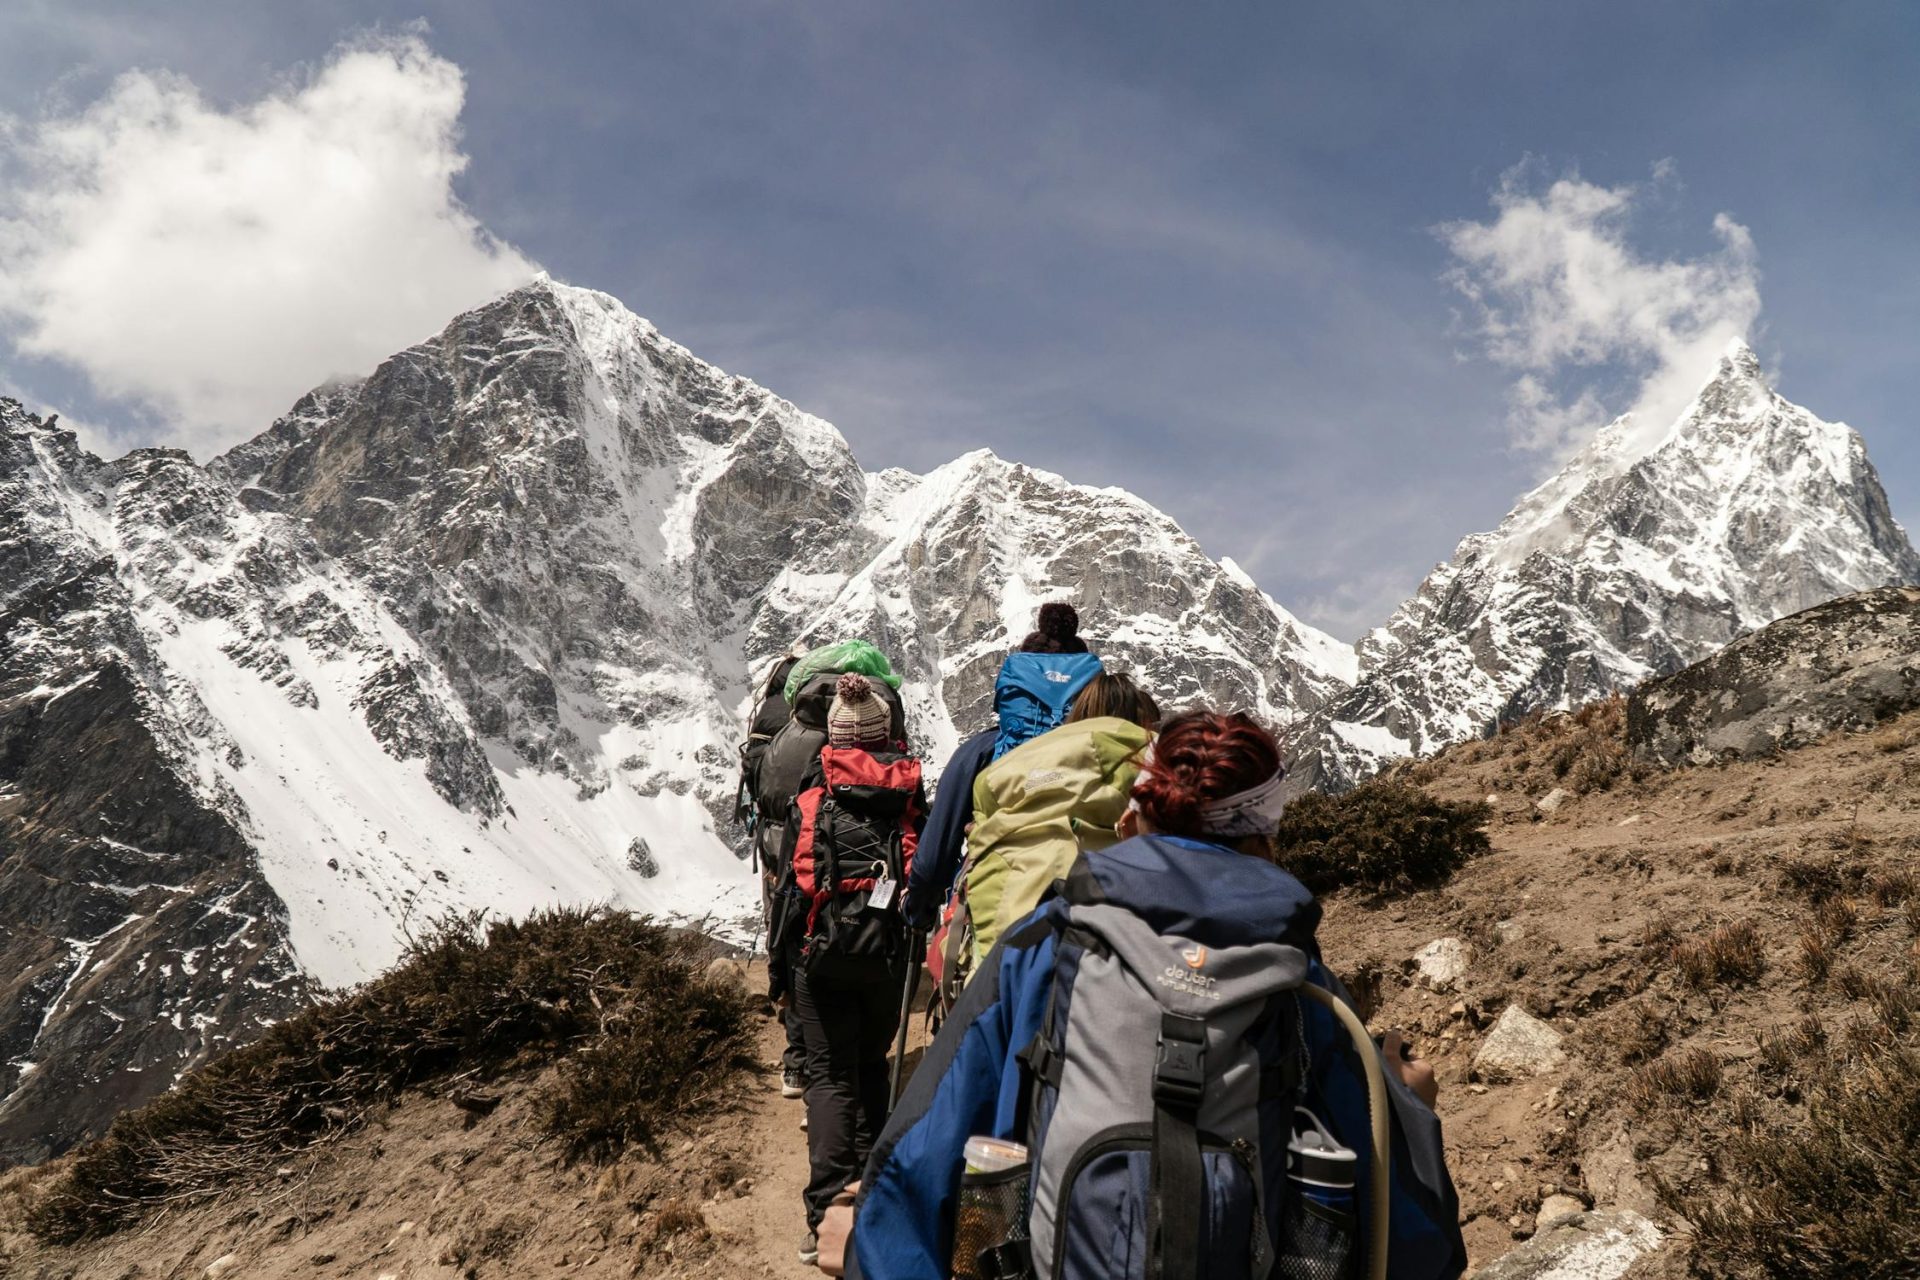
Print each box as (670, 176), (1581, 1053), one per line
(887, 929), (928, 1110)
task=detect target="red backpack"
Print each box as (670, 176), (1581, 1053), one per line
(791, 747), (924, 967)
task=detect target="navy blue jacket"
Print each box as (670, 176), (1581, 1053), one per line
(904, 728), (997, 927)
(848, 835), (1468, 1280)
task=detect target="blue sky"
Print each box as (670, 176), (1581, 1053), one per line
(3, 1), (1916, 638)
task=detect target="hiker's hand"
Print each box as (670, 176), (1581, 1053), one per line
(1382, 1029), (1438, 1108)
(817, 1182), (859, 1275)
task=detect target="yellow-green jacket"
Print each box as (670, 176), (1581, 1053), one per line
(961, 715), (1153, 968)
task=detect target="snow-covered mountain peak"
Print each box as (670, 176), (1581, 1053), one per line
(535, 277), (858, 481)
(1473, 336), (1873, 577)
(1294, 344), (1918, 794)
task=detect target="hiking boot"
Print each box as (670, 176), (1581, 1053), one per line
(781, 1067), (805, 1098)
(797, 1230), (819, 1265)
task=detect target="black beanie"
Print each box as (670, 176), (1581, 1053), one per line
(1019, 601), (1089, 654)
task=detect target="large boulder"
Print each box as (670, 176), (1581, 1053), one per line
(1471, 1209), (1663, 1280)
(1627, 587), (1920, 768)
(1414, 937), (1474, 991)
(1472, 1005), (1568, 1082)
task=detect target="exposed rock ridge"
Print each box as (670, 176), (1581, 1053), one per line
(1628, 585), (1920, 766)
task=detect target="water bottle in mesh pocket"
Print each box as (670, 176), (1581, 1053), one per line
(1277, 1106), (1356, 1280)
(1277, 1191), (1355, 1280)
(951, 1163), (1031, 1280)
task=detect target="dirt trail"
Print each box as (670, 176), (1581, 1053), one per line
(698, 1011), (833, 1275)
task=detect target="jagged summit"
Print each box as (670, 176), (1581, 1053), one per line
(1294, 345), (1920, 793)
(1481, 338), (1799, 568)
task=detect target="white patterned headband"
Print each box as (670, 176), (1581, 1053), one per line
(1197, 769), (1289, 837)
(1134, 744), (1289, 837)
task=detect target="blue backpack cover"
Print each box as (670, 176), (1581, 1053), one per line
(991, 652), (1103, 759)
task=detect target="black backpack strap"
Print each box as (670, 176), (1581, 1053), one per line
(1255, 992), (1305, 1101)
(1148, 1012), (1207, 1280)
(1013, 984), (1065, 1144)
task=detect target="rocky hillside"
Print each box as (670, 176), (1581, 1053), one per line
(1629, 585), (1920, 767)
(1308, 588), (1920, 1275)
(0, 910), (769, 1280)
(1288, 341), (1920, 794)
(0, 279), (1353, 1162)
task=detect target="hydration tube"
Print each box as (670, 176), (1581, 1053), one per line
(1299, 982), (1390, 1280)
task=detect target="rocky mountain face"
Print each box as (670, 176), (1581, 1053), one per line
(1286, 342), (1920, 793)
(0, 279), (1353, 1161)
(0, 410), (307, 1165)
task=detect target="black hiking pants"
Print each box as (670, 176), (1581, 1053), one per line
(762, 850), (809, 1081)
(793, 952), (906, 1229)
(783, 1003), (807, 1077)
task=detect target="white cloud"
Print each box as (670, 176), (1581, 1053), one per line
(0, 32), (537, 455)
(1438, 164), (1761, 458)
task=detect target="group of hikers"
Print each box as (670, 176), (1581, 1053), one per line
(738, 603), (1466, 1280)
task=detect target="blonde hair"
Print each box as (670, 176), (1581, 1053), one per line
(1066, 671), (1160, 730)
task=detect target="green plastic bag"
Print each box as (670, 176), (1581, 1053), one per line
(783, 639), (904, 703)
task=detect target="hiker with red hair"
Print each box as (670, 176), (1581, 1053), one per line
(832, 708), (1465, 1280)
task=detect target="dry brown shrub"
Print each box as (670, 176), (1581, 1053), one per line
(1778, 852), (1870, 904)
(26, 908), (752, 1244)
(1870, 867), (1918, 908)
(1270, 778), (1491, 895)
(1814, 897), (1860, 944)
(1628, 1047), (1723, 1110)
(1673, 1038), (1920, 1278)
(1835, 963), (1874, 1001)
(1607, 1003), (1670, 1065)
(633, 1196), (714, 1264)
(1726, 1088), (1764, 1134)
(1757, 1014), (1827, 1080)
(1871, 980), (1915, 1035)
(1671, 920), (1765, 991)
(1796, 924), (1834, 985)
(1871, 722), (1918, 754)
(1478, 697), (1644, 795)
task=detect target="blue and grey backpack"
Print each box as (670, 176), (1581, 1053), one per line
(991, 652), (1104, 760)
(1009, 846), (1404, 1280)
(846, 835), (1466, 1280)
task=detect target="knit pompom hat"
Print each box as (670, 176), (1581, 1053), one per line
(1018, 601), (1090, 654)
(827, 672), (891, 747)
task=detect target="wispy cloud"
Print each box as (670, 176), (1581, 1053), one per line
(0, 30), (536, 455)
(1438, 162), (1762, 458)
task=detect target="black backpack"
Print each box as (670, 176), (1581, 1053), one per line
(790, 747), (924, 969)
(736, 655), (800, 836)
